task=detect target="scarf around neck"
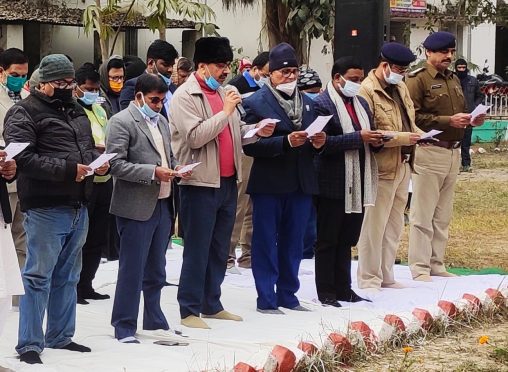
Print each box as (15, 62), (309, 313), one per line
(266, 83), (303, 129)
(326, 81), (378, 213)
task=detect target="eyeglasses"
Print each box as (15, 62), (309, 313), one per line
(109, 76), (124, 82)
(214, 63), (231, 70)
(277, 68), (299, 78)
(50, 80), (77, 89)
(145, 96), (167, 105)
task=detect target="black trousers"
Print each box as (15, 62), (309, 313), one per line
(78, 179), (115, 296)
(461, 126), (473, 167)
(314, 196), (364, 301)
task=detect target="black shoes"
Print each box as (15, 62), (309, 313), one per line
(59, 342), (91, 353)
(20, 351), (42, 364)
(77, 291), (110, 305)
(336, 290), (371, 303)
(320, 298), (342, 308)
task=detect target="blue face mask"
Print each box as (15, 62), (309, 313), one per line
(204, 66), (221, 91)
(79, 90), (100, 106)
(138, 93), (160, 119)
(159, 72), (172, 86)
(305, 92), (320, 100)
(154, 64), (172, 86)
(6, 75), (27, 93)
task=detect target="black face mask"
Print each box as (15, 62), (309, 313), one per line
(52, 88), (74, 102)
(457, 70), (468, 80)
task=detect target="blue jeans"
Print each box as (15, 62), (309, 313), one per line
(16, 206), (88, 355)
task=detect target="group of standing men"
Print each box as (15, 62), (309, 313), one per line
(0, 29), (485, 365)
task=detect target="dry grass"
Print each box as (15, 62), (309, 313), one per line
(353, 308), (508, 372)
(395, 151), (508, 272)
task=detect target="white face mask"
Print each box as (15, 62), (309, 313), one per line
(339, 76), (361, 97)
(383, 65), (404, 85)
(276, 80), (297, 96)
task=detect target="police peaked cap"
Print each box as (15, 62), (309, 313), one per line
(423, 31), (456, 51)
(380, 42), (416, 66)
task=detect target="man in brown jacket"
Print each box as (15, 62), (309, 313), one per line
(169, 37), (274, 329)
(357, 43), (421, 291)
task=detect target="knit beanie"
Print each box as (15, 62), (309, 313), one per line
(298, 67), (322, 90)
(269, 43), (298, 72)
(38, 54), (75, 83)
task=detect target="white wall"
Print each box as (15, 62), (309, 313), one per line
(407, 18), (497, 74)
(50, 25), (94, 67)
(469, 23), (496, 75)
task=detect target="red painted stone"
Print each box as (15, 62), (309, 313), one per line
(297, 341), (318, 356)
(383, 314), (406, 332)
(412, 308), (433, 330)
(327, 332), (353, 356)
(462, 293), (482, 310)
(264, 345), (296, 372)
(438, 300), (459, 318)
(234, 362), (258, 372)
(486, 288), (505, 305)
(350, 321), (377, 349)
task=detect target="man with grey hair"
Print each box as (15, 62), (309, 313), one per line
(4, 54), (109, 364)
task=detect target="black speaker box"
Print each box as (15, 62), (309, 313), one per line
(334, 0), (389, 71)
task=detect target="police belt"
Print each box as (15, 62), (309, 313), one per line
(432, 140), (461, 149)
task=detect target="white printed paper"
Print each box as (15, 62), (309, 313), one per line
(86, 153), (117, 176)
(305, 115), (333, 137)
(470, 104), (491, 123)
(176, 162), (201, 176)
(243, 118), (280, 139)
(3, 142), (29, 161)
(420, 130), (443, 139)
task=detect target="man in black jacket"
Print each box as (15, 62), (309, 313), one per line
(3, 54), (109, 365)
(455, 59), (484, 172)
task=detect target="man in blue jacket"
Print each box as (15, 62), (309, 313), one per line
(243, 43), (326, 314)
(119, 40), (178, 119)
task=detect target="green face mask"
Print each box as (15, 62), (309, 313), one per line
(6, 75), (27, 93)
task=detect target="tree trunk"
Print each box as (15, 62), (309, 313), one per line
(158, 24), (166, 41)
(264, 0), (305, 64)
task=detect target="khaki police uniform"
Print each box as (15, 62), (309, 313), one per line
(357, 70), (420, 289)
(406, 62), (466, 278)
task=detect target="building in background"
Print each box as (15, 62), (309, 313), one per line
(0, 0), (504, 82)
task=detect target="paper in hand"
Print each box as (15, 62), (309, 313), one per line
(86, 153), (117, 176)
(3, 142), (29, 161)
(470, 104), (490, 123)
(176, 162), (201, 176)
(305, 115), (333, 137)
(243, 118), (280, 139)
(420, 129), (442, 139)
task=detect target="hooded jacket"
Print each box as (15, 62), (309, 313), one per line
(99, 55), (124, 117)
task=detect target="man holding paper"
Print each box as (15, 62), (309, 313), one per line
(313, 56), (382, 307)
(170, 37), (273, 328)
(106, 73), (189, 343)
(3, 54), (108, 364)
(242, 42), (325, 314)
(406, 32), (486, 281)
(356, 43), (421, 291)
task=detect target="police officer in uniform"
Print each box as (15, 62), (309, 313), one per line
(357, 43), (421, 290)
(406, 32), (485, 281)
